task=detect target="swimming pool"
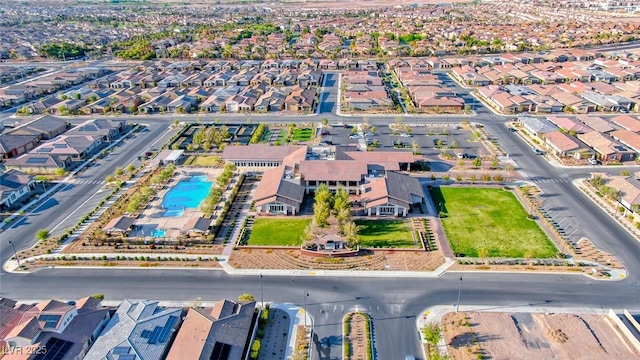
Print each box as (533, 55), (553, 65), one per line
(151, 229), (166, 238)
(162, 175), (212, 217)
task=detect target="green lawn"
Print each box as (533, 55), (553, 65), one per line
(429, 187), (556, 258)
(182, 155), (221, 167)
(248, 218), (311, 246)
(292, 128), (314, 141)
(355, 220), (416, 248)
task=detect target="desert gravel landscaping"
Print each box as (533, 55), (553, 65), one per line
(442, 311), (640, 360)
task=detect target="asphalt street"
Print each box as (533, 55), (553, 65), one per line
(4, 55), (640, 359)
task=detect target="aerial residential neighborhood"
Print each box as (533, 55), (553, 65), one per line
(3, 1), (640, 360)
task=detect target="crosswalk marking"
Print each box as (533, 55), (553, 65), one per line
(65, 179), (106, 185)
(528, 178), (568, 184)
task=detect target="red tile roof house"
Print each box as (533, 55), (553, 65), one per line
(222, 145), (423, 217)
(546, 116), (592, 134)
(165, 300), (256, 360)
(591, 172), (640, 212)
(542, 131), (590, 158)
(578, 131), (636, 163)
(610, 115), (640, 132)
(610, 130), (640, 155)
(3, 297), (111, 360)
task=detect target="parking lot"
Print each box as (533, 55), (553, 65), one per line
(319, 123), (488, 158)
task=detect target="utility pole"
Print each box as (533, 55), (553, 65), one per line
(456, 276), (463, 313)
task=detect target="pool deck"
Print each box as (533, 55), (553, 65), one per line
(128, 168), (222, 240)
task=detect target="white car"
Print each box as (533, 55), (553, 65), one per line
(400, 133), (412, 138)
(349, 134), (360, 139)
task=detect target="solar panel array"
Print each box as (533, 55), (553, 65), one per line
(210, 342), (231, 360)
(32, 337), (72, 360)
(142, 315), (178, 345)
(38, 314), (61, 328)
(26, 157), (49, 164)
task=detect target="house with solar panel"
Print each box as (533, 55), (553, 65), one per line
(165, 299), (256, 360)
(84, 299), (183, 360)
(3, 296), (112, 360)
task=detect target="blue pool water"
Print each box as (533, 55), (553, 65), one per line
(162, 175), (212, 217)
(151, 229), (166, 238)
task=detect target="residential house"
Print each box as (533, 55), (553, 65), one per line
(3, 297), (112, 360)
(285, 87), (316, 112)
(576, 115), (615, 133)
(518, 117), (557, 137)
(8, 115), (68, 140)
(611, 115), (640, 132)
(5, 154), (72, 173)
(593, 173), (640, 212)
(546, 116), (592, 134)
(578, 131), (635, 162)
(67, 119), (126, 142)
(165, 300), (256, 360)
(542, 131), (588, 158)
(611, 130), (640, 154)
(0, 170), (36, 211)
(84, 299), (183, 360)
(31, 135), (103, 161)
(0, 134), (39, 159)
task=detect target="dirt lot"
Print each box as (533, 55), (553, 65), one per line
(442, 311), (640, 360)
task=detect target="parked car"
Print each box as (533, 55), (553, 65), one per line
(400, 133), (412, 137)
(533, 148), (544, 155)
(321, 130), (330, 135)
(588, 158), (599, 165)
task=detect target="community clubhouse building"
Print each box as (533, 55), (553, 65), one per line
(222, 144), (426, 217)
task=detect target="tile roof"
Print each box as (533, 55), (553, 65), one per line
(166, 300), (255, 360)
(85, 299), (183, 360)
(221, 144), (306, 161)
(299, 160), (368, 182)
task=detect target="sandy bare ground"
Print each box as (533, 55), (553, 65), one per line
(442, 312), (640, 360)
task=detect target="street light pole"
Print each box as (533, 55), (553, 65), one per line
(259, 274), (264, 309)
(304, 291), (309, 328)
(456, 276), (463, 313)
(8, 240), (20, 268)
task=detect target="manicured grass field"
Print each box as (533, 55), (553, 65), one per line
(182, 155), (221, 167)
(248, 218), (311, 246)
(355, 220), (416, 248)
(429, 187), (557, 258)
(292, 128), (314, 141)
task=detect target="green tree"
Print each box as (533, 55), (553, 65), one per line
(621, 170), (631, 176)
(422, 321), (443, 356)
(313, 201), (331, 228)
(91, 293), (105, 301)
(342, 221), (360, 248)
(36, 229), (50, 242)
(115, 167), (124, 176)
